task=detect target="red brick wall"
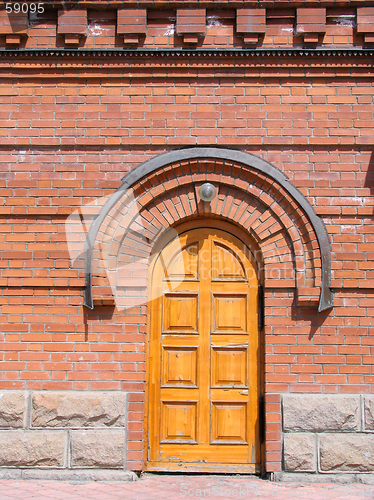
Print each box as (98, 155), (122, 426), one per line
(1, 4), (374, 473)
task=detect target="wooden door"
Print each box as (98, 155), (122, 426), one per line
(146, 227), (261, 473)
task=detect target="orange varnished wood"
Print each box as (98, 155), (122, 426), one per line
(147, 227), (260, 472)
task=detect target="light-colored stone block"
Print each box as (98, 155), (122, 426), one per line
(284, 433), (317, 472)
(70, 430), (126, 468)
(22, 469), (138, 481)
(0, 430), (66, 467)
(320, 434), (374, 472)
(0, 391), (26, 428)
(364, 396), (374, 431)
(273, 471), (374, 484)
(32, 391), (127, 428)
(283, 395), (359, 432)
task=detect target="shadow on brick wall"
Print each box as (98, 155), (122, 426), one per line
(291, 302), (332, 340)
(364, 150), (374, 194)
(84, 305), (116, 342)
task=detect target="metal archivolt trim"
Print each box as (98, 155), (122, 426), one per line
(84, 147), (334, 312)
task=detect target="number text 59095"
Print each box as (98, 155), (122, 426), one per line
(6, 3), (44, 14)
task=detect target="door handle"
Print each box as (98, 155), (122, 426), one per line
(239, 390), (249, 395)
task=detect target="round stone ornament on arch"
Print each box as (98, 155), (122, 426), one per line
(83, 147), (333, 313)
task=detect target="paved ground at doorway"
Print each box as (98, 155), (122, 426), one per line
(0, 474), (374, 500)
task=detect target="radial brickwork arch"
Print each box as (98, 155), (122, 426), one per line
(84, 148), (333, 312)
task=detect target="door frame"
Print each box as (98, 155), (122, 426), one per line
(143, 219), (265, 473)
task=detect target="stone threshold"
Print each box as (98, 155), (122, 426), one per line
(0, 469), (138, 482)
(273, 472), (374, 485)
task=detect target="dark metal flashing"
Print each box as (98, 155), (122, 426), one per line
(258, 284), (265, 332)
(1, 47), (374, 59)
(84, 147), (334, 313)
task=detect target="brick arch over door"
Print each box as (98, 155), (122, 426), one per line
(84, 148), (333, 312)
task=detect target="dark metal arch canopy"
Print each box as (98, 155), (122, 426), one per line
(84, 147), (333, 312)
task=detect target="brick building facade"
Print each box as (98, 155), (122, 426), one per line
(0, 0), (373, 481)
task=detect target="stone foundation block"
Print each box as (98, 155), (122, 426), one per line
(283, 433), (317, 472)
(22, 469), (138, 481)
(273, 472), (374, 484)
(283, 395), (359, 432)
(364, 396), (374, 431)
(32, 391), (127, 428)
(70, 430), (126, 468)
(0, 430), (66, 467)
(0, 391), (26, 428)
(320, 434), (374, 472)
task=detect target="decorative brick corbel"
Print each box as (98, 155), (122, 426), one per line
(357, 8), (374, 45)
(57, 9), (88, 46)
(236, 8), (266, 45)
(296, 288), (321, 308)
(117, 9), (147, 46)
(296, 8), (326, 44)
(0, 9), (28, 46)
(92, 286), (115, 307)
(176, 9), (206, 45)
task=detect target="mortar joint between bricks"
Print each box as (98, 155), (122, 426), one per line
(25, 390), (32, 430)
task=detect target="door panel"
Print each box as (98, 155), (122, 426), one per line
(147, 227), (260, 473)
(211, 347), (247, 387)
(213, 294), (247, 332)
(212, 242), (246, 279)
(161, 402), (197, 443)
(163, 294), (198, 332)
(161, 346), (198, 387)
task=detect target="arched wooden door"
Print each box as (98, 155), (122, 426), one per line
(146, 226), (261, 473)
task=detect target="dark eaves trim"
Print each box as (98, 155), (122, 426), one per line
(11, 0), (374, 7)
(1, 47), (374, 58)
